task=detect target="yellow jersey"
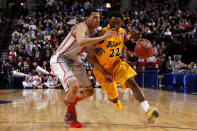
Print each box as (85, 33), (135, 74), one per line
(95, 25), (125, 70)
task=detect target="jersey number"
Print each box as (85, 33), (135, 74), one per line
(109, 48), (120, 57)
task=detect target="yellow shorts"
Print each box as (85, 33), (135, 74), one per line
(93, 59), (137, 100)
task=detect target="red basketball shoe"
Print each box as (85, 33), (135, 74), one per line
(64, 113), (82, 128)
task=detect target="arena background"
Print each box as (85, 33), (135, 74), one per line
(0, 0), (197, 92)
(0, 0), (197, 130)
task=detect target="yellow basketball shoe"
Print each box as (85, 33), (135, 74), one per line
(113, 100), (122, 111)
(146, 109), (159, 123)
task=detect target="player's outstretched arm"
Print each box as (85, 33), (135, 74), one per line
(76, 24), (116, 47)
(123, 30), (136, 51)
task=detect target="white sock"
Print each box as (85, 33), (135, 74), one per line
(140, 101), (150, 113)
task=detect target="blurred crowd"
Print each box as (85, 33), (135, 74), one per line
(0, 9), (6, 32)
(121, 0), (197, 73)
(1, 0), (197, 88)
(21, 71), (61, 89)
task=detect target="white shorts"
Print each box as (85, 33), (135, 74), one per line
(50, 56), (92, 91)
(33, 81), (44, 88)
(22, 81), (33, 88)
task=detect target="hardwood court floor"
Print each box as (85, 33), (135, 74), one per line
(0, 88), (197, 131)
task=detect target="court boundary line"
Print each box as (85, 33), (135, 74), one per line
(0, 122), (196, 130)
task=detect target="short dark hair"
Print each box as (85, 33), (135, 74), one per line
(85, 8), (98, 17)
(108, 11), (123, 20)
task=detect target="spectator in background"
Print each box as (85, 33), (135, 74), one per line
(44, 74), (60, 88)
(16, 62), (24, 72)
(174, 56), (183, 72)
(42, 49), (51, 62)
(128, 52), (138, 62)
(6, 55), (16, 71)
(147, 54), (157, 63)
(33, 71), (44, 88)
(33, 46), (41, 62)
(17, 46), (25, 58)
(25, 38), (33, 50)
(29, 21), (37, 30)
(9, 46), (17, 57)
(191, 62), (197, 72)
(87, 70), (96, 87)
(42, 61), (49, 72)
(12, 38), (19, 45)
(160, 53), (166, 62)
(27, 28), (36, 39)
(22, 72), (33, 88)
(23, 61), (30, 72)
(0, 60), (8, 88)
(25, 46), (33, 60)
(31, 61), (38, 72)
(12, 30), (20, 40)
(44, 31), (51, 41)
(20, 35), (27, 45)
(165, 56), (174, 73)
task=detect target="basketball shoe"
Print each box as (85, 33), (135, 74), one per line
(146, 109), (159, 123)
(113, 100), (122, 110)
(64, 113), (82, 128)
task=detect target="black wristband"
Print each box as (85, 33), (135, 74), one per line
(124, 40), (136, 51)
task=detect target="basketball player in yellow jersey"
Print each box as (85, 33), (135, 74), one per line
(86, 11), (159, 123)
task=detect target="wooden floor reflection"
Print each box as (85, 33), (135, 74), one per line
(0, 88), (197, 131)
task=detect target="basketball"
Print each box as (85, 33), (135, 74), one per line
(134, 38), (154, 59)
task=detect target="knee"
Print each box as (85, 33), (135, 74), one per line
(69, 84), (80, 94)
(125, 77), (138, 89)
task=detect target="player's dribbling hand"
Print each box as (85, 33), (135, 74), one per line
(103, 28), (116, 39)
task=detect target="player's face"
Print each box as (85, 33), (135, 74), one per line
(87, 12), (100, 28)
(109, 17), (122, 32)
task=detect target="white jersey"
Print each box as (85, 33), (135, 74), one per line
(33, 76), (43, 85)
(27, 75), (34, 83)
(22, 75), (34, 88)
(50, 22), (88, 64)
(50, 22), (100, 90)
(51, 22), (101, 63)
(46, 75), (59, 85)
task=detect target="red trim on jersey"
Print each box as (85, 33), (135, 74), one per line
(50, 65), (64, 84)
(57, 35), (72, 53)
(57, 40), (76, 74)
(59, 63), (67, 74)
(77, 49), (85, 55)
(64, 75), (75, 83)
(59, 40), (76, 58)
(57, 21), (85, 53)
(56, 39), (76, 63)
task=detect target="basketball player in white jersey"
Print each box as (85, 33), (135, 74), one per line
(32, 72), (44, 88)
(50, 9), (116, 128)
(22, 72), (34, 88)
(44, 74), (60, 88)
